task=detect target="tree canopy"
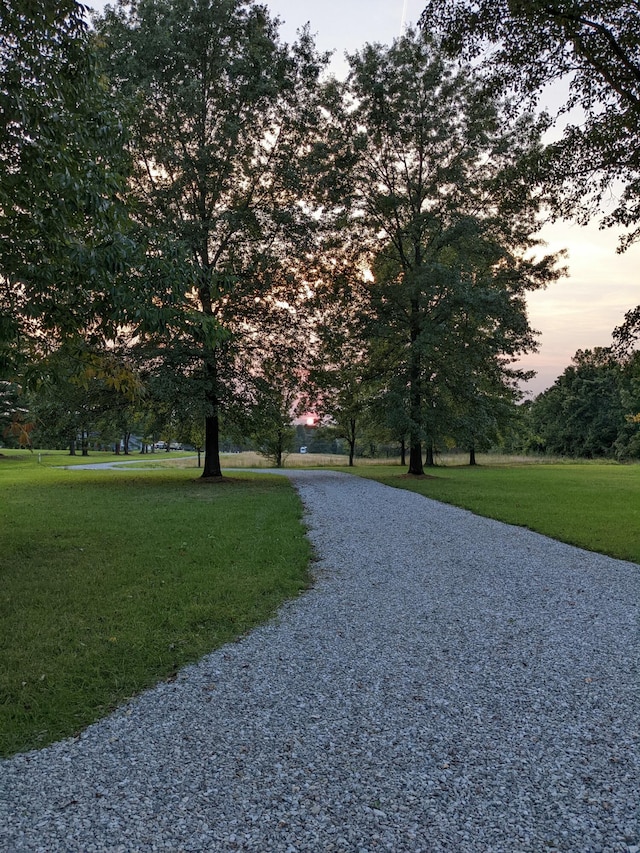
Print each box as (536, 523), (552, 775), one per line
(419, 1), (640, 251)
(0, 0), (138, 446)
(0, 0), (134, 348)
(331, 30), (560, 474)
(528, 347), (640, 458)
(5, 3), (592, 467)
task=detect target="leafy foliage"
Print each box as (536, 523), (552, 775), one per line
(0, 380), (33, 448)
(419, 1), (640, 250)
(29, 342), (143, 453)
(334, 30), (561, 473)
(246, 365), (297, 468)
(302, 294), (378, 467)
(527, 347), (640, 458)
(0, 0), (134, 345)
(95, 0), (330, 477)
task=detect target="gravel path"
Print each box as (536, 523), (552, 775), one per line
(1, 470), (638, 852)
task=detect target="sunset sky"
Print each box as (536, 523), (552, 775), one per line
(84, 0), (638, 396)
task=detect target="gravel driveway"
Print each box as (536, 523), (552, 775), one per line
(1, 470), (638, 852)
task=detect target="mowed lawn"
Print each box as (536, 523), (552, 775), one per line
(353, 461), (640, 565)
(0, 452), (311, 756)
(2, 452), (639, 757)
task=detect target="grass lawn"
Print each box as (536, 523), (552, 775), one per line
(3, 449), (638, 757)
(351, 460), (640, 565)
(0, 450), (311, 757)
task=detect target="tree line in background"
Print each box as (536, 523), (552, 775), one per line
(1, 0), (639, 472)
(523, 348), (640, 461)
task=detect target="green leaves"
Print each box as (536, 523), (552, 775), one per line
(337, 30), (563, 469)
(419, 0), (640, 249)
(0, 0), (136, 346)
(528, 347), (640, 459)
(94, 0), (331, 475)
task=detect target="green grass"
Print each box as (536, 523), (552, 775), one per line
(0, 451), (311, 757)
(4, 449), (638, 756)
(28, 448), (194, 468)
(350, 460), (640, 565)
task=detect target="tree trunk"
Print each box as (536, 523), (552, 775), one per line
(202, 412), (222, 477)
(469, 446), (476, 466)
(407, 292), (424, 476)
(400, 437), (406, 467)
(201, 346), (223, 477)
(348, 417), (356, 466)
(425, 442), (435, 467)
(69, 438), (76, 456)
(408, 441), (423, 475)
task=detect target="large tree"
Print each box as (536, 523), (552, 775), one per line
(419, 1), (640, 250)
(1, 0), (138, 451)
(337, 31), (560, 475)
(96, 0), (329, 478)
(419, 1), (640, 356)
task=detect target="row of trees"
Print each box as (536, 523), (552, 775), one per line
(8, 338), (640, 465)
(2, 1), (638, 474)
(524, 348), (640, 460)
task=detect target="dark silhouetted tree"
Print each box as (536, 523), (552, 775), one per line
(96, 0), (330, 478)
(336, 31), (560, 474)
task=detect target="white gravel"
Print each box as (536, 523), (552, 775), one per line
(1, 470), (638, 852)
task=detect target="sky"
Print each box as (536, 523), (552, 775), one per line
(83, 0), (638, 397)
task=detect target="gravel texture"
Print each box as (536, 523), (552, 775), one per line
(1, 470), (638, 852)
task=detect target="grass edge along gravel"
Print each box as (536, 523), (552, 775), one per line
(348, 461), (640, 566)
(0, 457), (312, 757)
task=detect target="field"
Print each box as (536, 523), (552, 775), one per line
(2, 448), (638, 757)
(0, 450), (311, 756)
